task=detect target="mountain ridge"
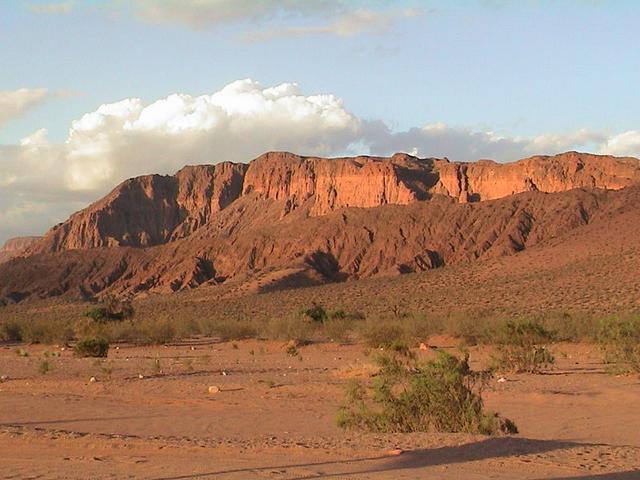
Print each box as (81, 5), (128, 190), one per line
(1, 150), (640, 303)
(23, 150), (640, 256)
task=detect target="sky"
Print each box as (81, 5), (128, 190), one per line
(1, 0), (640, 244)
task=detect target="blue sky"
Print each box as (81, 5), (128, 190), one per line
(1, 0), (639, 242)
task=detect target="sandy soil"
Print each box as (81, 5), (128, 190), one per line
(1, 339), (639, 479)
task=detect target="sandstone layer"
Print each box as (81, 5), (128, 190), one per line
(0, 237), (41, 264)
(26, 151), (640, 255)
(2, 151), (640, 302)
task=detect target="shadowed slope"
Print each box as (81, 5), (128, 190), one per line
(1, 151), (639, 302)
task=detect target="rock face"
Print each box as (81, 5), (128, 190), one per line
(2, 150), (640, 302)
(0, 237), (41, 264)
(34, 162), (248, 252)
(26, 151), (640, 255)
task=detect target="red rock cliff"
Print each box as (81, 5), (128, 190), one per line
(0, 236), (41, 264)
(27, 151), (640, 254)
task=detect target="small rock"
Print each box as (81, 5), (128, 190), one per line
(0, 375), (8, 382)
(208, 385), (220, 394)
(221, 371), (228, 376)
(419, 343), (428, 351)
(138, 374), (144, 379)
(89, 376), (97, 383)
(387, 449), (403, 456)
(497, 377), (507, 383)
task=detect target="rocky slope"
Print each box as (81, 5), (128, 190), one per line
(26, 151), (640, 255)
(2, 151), (639, 302)
(0, 237), (41, 264)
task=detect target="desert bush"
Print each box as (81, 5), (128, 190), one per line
(265, 314), (316, 344)
(85, 294), (134, 323)
(38, 359), (51, 375)
(360, 321), (406, 349)
(208, 319), (257, 341)
(17, 318), (75, 345)
(74, 337), (110, 358)
(402, 313), (442, 344)
(322, 316), (356, 344)
(598, 316), (640, 373)
(337, 348), (517, 435)
(491, 320), (555, 373)
(534, 311), (598, 343)
(136, 316), (178, 345)
(0, 321), (23, 342)
(303, 302), (328, 323)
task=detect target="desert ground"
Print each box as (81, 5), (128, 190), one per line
(2, 337), (639, 480)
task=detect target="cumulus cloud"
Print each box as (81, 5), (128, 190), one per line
(62, 79), (361, 191)
(599, 131), (640, 157)
(0, 79), (363, 242)
(2, 78), (640, 245)
(0, 88), (50, 127)
(365, 123), (608, 161)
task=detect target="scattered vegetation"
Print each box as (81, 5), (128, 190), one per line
(598, 316), (640, 373)
(207, 319), (257, 341)
(337, 347), (517, 435)
(0, 321), (23, 342)
(491, 320), (555, 373)
(361, 322), (406, 349)
(302, 302), (328, 323)
(151, 358), (162, 375)
(84, 294), (134, 323)
(266, 314), (316, 344)
(74, 337), (110, 358)
(100, 362), (114, 379)
(285, 342), (299, 357)
(38, 359), (51, 375)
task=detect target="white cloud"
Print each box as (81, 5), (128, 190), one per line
(245, 8), (420, 41)
(365, 122), (609, 162)
(598, 131), (640, 157)
(29, 1), (75, 15)
(31, 1), (420, 39)
(2, 78), (640, 245)
(126, 0), (367, 29)
(0, 79), (363, 241)
(0, 88), (50, 128)
(62, 79), (361, 191)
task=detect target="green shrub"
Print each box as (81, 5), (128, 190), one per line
(0, 321), (23, 342)
(337, 349), (516, 435)
(491, 320), (555, 373)
(84, 294), (134, 323)
(74, 337), (110, 358)
(598, 316), (640, 373)
(303, 303), (328, 323)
